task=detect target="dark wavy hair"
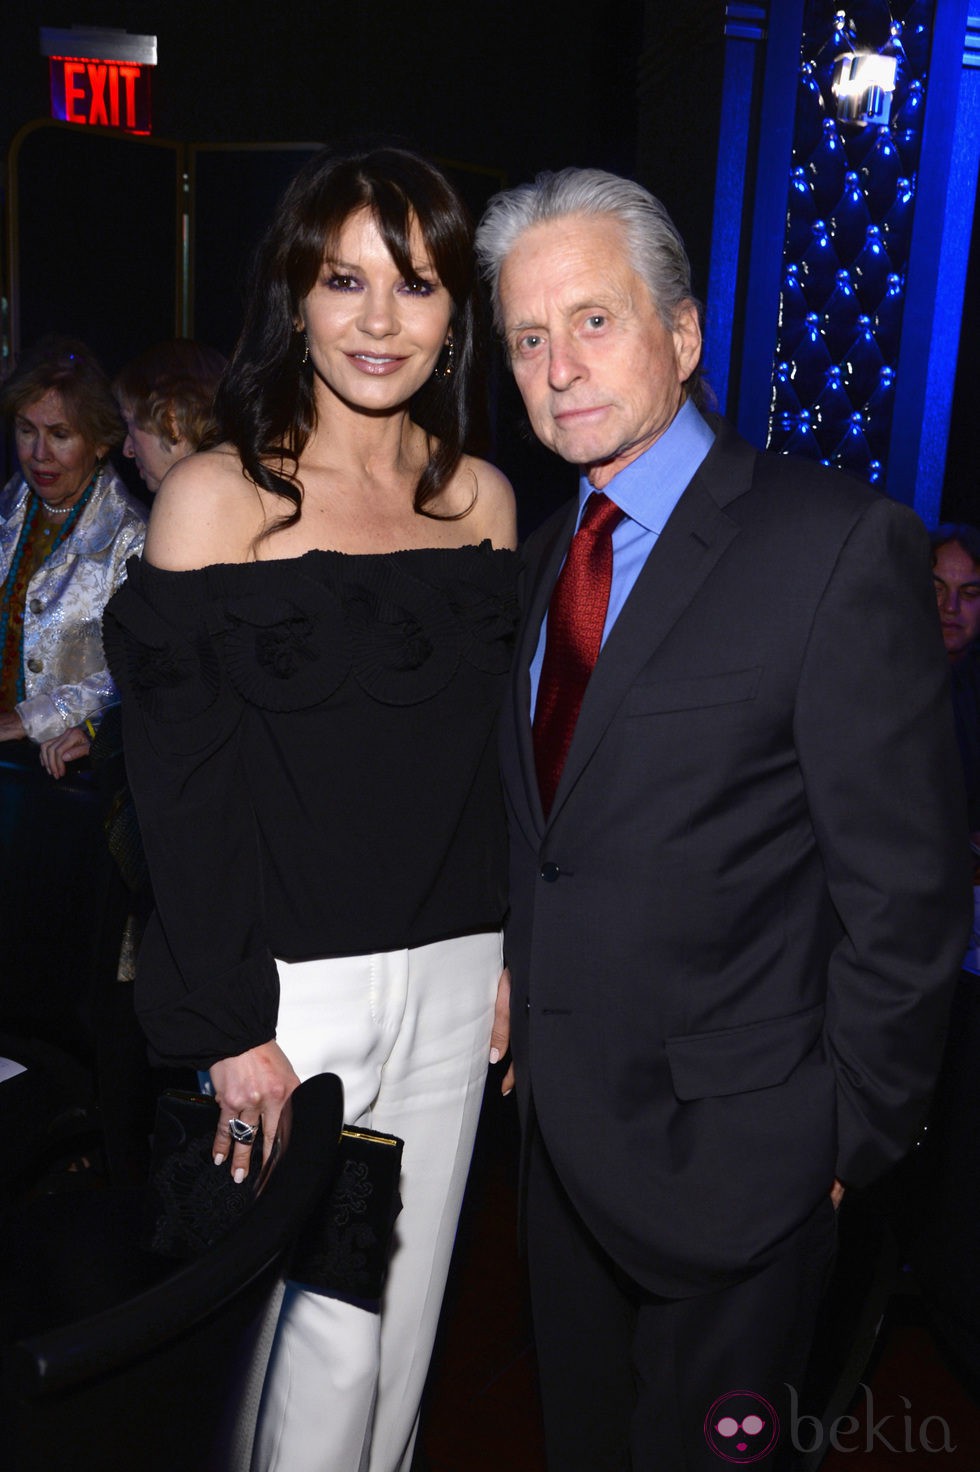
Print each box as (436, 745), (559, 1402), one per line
(1, 335), (123, 452)
(114, 339), (226, 450)
(208, 146), (478, 534)
(931, 522), (980, 567)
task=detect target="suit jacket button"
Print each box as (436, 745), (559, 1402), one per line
(29, 598), (43, 614)
(27, 658), (43, 673)
(540, 862), (560, 882)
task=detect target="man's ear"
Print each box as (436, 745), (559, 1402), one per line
(673, 300), (702, 384)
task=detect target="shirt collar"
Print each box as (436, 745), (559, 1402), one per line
(576, 399), (716, 533)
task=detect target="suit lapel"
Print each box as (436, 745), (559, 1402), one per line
(545, 470), (741, 825)
(506, 500), (579, 839)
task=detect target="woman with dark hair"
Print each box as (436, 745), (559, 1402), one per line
(0, 335), (146, 750)
(105, 147), (516, 1471)
(114, 338), (226, 493)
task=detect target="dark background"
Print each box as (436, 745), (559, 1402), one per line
(0, 1), (975, 523)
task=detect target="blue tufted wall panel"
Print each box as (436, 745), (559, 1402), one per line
(706, 1), (980, 519)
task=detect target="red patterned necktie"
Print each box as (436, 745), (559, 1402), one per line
(533, 491), (625, 817)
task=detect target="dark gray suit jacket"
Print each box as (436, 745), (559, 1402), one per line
(502, 418), (970, 1298)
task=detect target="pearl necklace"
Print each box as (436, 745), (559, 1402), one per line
(39, 499), (73, 517)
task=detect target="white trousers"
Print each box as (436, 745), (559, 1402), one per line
(251, 931), (501, 1472)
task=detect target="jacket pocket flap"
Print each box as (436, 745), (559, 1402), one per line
(626, 666), (762, 715)
(665, 1004), (824, 1100)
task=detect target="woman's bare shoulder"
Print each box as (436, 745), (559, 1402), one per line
(456, 455), (517, 550)
(144, 447), (264, 570)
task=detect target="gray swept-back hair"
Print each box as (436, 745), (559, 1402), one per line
(474, 167), (706, 407)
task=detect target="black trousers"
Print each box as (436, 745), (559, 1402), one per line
(526, 1129), (836, 1472)
(911, 971), (980, 1397)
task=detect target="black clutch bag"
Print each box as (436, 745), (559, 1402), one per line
(144, 1090), (402, 1303)
(290, 1125), (403, 1303)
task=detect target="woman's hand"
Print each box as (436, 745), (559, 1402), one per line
(489, 966), (515, 1097)
(0, 711), (26, 742)
(40, 725), (92, 778)
(209, 1040), (300, 1181)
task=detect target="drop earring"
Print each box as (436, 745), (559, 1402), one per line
(435, 337), (455, 379)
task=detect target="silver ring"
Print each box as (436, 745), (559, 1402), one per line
(228, 1117), (258, 1145)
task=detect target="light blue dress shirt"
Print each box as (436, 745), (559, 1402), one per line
(529, 399), (716, 716)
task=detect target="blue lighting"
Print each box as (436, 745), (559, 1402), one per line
(767, 4), (933, 483)
(709, 1), (980, 520)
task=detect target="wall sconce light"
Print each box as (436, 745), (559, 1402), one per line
(832, 53), (898, 127)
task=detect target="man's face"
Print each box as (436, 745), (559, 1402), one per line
(933, 540), (980, 661)
(497, 213), (702, 490)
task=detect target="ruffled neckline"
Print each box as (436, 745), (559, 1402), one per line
(107, 541), (519, 719)
(140, 540), (514, 579)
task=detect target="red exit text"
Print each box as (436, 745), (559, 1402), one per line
(49, 58), (152, 135)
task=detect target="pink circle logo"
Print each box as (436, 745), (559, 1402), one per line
(703, 1390), (780, 1464)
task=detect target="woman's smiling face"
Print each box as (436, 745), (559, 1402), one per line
(297, 208), (453, 416)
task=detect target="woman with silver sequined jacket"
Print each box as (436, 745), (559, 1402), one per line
(0, 337), (147, 748)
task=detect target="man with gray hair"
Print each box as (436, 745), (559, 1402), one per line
(477, 170), (969, 1469)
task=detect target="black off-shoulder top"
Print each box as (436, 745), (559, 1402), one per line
(103, 543), (520, 1069)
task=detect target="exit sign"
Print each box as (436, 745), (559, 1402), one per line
(40, 27), (156, 137)
(49, 59), (152, 134)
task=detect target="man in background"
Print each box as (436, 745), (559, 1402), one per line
(907, 523), (980, 1400)
(931, 523), (980, 832)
